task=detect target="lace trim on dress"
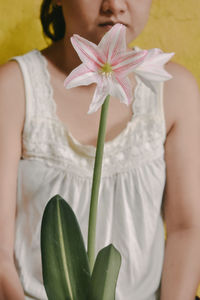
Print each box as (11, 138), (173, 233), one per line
(12, 49), (166, 177)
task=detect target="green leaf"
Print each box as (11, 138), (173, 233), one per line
(41, 194), (90, 300)
(89, 244), (122, 300)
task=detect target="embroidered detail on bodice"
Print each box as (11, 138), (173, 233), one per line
(12, 49), (166, 177)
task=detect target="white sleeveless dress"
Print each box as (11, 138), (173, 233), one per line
(11, 49), (167, 300)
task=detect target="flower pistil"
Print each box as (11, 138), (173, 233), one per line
(100, 62), (113, 77)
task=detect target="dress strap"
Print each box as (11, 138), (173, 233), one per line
(131, 47), (166, 143)
(11, 49), (56, 114)
(131, 75), (166, 144)
(9, 49), (60, 157)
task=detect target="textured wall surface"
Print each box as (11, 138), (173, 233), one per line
(0, 0), (200, 296)
(0, 0), (47, 63)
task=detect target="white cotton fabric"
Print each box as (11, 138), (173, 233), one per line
(11, 49), (167, 300)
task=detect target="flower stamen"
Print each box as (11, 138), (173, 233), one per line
(100, 63), (113, 77)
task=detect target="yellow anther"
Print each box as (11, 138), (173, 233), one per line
(101, 63), (113, 75)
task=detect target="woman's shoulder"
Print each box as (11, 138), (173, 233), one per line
(0, 49), (38, 96)
(163, 60), (200, 132)
(0, 59), (21, 78)
(166, 60), (198, 86)
(0, 59), (25, 105)
(0, 58), (25, 91)
(0, 59), (25, 133)
(165, 60), (199, 100)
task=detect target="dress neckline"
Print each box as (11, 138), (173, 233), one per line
(34, 49), (144, 157)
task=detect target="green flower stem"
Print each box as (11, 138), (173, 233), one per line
(87, 95), (110, 273)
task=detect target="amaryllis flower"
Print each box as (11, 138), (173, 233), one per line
(64, 23), (174, 114)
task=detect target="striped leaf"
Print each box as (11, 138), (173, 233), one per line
(41, 194), (90, 300)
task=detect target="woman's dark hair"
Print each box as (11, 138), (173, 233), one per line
(40, 0), (65, 42)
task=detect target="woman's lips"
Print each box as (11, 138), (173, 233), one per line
(99, 22), (127, 26)
(99, 24), (113, 30)
(98, 22), (127, 31)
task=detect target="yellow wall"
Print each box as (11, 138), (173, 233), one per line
(0, 0), (200, 296)
(0, 0), (47, 63)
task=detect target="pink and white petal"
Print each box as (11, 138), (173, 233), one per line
(136, 75), (159, 94)
(143, 48), (163, 59)
(111, 49), (147, 66)
(142, 51), (174, 68)
(87, 80), (108, 114)
(98, 23), (126, 63)
(133, 50), (175, 81)
(71, 35), (104, 71)
(112, 50), (148, 78)
(132, 48), (175, 71)
(134, 66), (173, 82)
(142, 48), (174, 63)
(108, 76), (132, 105)
(64, 64), (98, 89)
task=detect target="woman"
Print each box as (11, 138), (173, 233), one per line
(0, 0), (200, 299)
